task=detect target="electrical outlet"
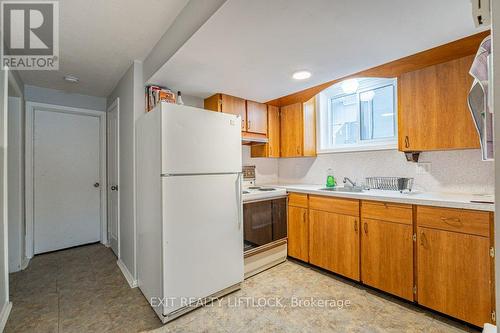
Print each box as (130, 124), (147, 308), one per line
(416, 162), (431, 175)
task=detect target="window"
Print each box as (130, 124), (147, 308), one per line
(318, 78), (397, 153)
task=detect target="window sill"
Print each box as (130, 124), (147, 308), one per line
(317, 142), (398, 154)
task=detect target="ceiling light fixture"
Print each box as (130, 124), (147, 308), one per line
(292, 71), (311, 80)
(64, 75), (79, 83)
(341, 78), (359, 94)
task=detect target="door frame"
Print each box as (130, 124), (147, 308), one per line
(25, 102), (107, 258)
(7, 70), (25, 272)
(106, 98), (120, 257)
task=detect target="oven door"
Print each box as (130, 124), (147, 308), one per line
(244, 200), (273, 249)
(243, 197), (288, 252)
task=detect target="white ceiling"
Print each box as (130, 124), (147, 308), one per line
(149, 0), (487, 103)
(18, 0), (189, 97)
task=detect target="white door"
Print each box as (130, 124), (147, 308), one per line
(161, 173), (243, 316)
(107, 99), (119, 256)
(33, 108), (101, 254)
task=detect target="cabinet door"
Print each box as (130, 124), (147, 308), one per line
(399, 55), (479, 151)
(361, 219), (413, 300)
(250, 105), (280, 158)
(417, 226), (491, 326)
(280, 103), (303, 157)
(267, 105), (280, 157)
(287, 206), (308, 262)
(221, 94), (247, 131)
(309, 210), (360, 280)
(246, 101), (267, 134)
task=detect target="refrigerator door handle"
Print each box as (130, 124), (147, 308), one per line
(237, 172), (242, 230)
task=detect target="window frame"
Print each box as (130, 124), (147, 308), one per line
(316, 78), (398, 154)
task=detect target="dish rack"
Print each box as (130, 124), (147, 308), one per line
(364, 177), (414, 193)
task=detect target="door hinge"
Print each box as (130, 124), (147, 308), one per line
(412, 233), (417, 242)
(413, 286), (417, 294)
(490, 247), (495, 258)
(492, 311), (496, 322)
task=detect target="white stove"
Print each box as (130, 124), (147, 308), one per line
(242, 179), (287, 202)
(241, 166), (288, 278)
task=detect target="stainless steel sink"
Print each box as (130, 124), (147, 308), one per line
(319, 186), (364, 193)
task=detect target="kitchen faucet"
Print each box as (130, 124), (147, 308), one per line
(343, 177), (356, 187)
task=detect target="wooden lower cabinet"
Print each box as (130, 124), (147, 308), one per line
(287, 205), (309, 262)
(361, 218), (414, 300)
(417, 226), (492, 327)
(309, 209), (360, 281)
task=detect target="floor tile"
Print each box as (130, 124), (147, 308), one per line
(6, 245), (481, 333)
(6, 244), (163, 333)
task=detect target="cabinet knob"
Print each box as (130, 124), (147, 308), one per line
(363, 222), (368, 234)
(354, 220), (358, 232)
(303, 211), (306, 222)
(404, 136), (410, 149)
(247, 120), (251, 130)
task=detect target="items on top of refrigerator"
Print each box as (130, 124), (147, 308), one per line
(146, 85), (176, 112)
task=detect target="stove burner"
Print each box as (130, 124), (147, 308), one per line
(258, 188), (276, 192)
(248, 186), (261, 190)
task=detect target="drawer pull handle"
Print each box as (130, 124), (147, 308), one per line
(440, 217), (462, 226)
(363, 222), (368, 234)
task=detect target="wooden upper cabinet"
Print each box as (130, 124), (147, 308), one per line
(246, 101), (267, 134)
(280, 97), (316, 158)
(204, 93), (247, 131)
(398, 55), (480, 151)
(280, 103), (303, 157)
(222, 94), (247, 131)
(267, 105), (280, 157)
(251, 105), (280, 158)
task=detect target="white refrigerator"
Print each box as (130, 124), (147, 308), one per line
(136, 102), (244, 323)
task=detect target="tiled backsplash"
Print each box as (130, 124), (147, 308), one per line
(243, 146), (494, 194)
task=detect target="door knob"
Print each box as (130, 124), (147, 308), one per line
(94, 182), (100, 188)
(111, 185), (118, 191)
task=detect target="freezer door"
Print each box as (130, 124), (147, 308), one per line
(161, 103), (242, 174)
(161, 174), (244, 316)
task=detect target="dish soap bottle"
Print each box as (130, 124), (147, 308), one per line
(326, 168), (336, 188)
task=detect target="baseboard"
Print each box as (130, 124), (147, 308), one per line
(117, 259), (137, 288)
(0, 302), (12, 332)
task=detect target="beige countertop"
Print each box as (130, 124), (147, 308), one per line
(265, 184), (495, 212)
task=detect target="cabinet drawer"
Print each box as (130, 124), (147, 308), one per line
(361, 201), (412, 225)
(417, 206), (490, 237)
(309, 195), (359, 217)
(288, 193), (308, 208)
